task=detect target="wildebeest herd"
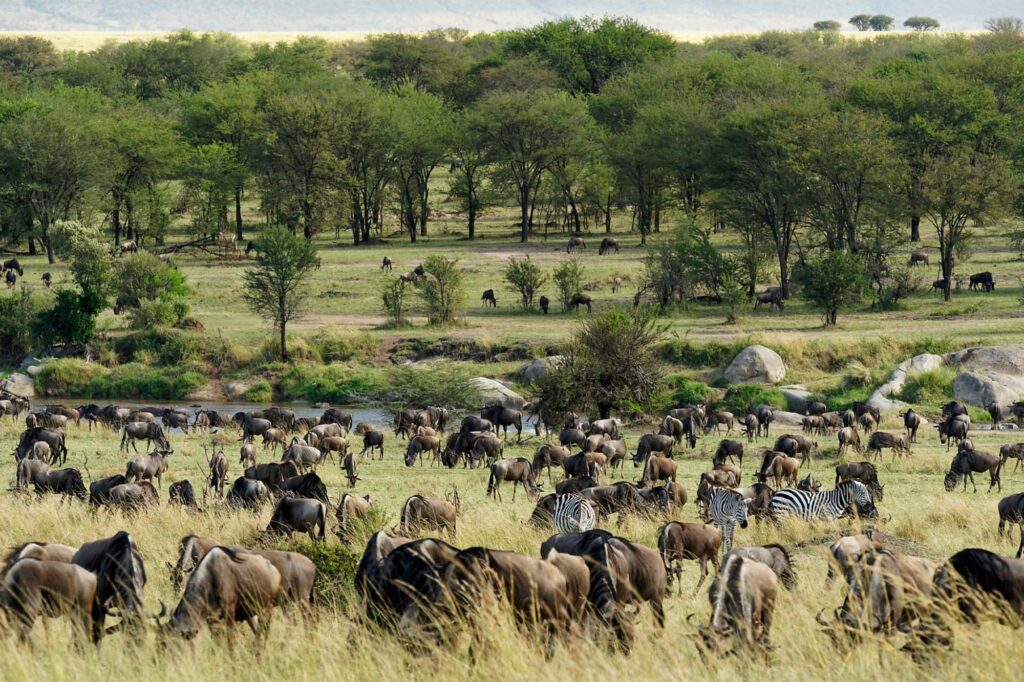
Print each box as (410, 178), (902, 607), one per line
(2, 393), (1024, 662)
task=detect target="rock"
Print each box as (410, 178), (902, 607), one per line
(723, 345), (786, 385)
(314, 402), (330, 409)
(518, 356), (563, 383)
(470, 377), (526, 409)
(0, 373), (35, 399)
(184, 384), (218, 402)
(25, 364), (44, 377)
(771, 411), (807, 428)
(952, 371), (1024, 409)
(947, 344), (1024, 376)
(19, 356), (42, 371)
(223, 381), (254, 401)
(868, 353), (945, 411)
(779, 385), (814, 413)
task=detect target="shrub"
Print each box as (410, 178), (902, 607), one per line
(663, 339), (747, 368)
(312, 333), (355, 363)
(266, 540), (359, 609)
(899, 367), (955, 405)
(823, 384), (873, 412)
(671, 379), (713, 406)
(718, 384), (787, 415)
(381, 276), (410, 327)
(417, 255), (465, 324)
(35, 359), (107, 396)
(242, 380), (273, 403)
(114, 327), (202, 367)
(35, 359), (204, 399)
(388, 366), (482, 411)
(0, 289), (43, 362)
(280, 364), (389, 404)
(503, 256), (548, 309)
(552, 257), (584, 311)
(258, 336), (319, 364)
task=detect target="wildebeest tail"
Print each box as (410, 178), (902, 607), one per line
(401, 495), (420, 534)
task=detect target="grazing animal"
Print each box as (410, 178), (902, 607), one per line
(481, 404), (524, 442)
(598, 237), (619, 255)
(207, 450), (228, 497)
(533, 443), (571, 484)
(580, 481), (643, 518)
(753, 404), (775, 437)
(125, 450), (172, 488)
(32, 468), (87, 499)
(797, 473), (821, 493)
(637, 455), (676, 487)
(742, 414), (759, 442)
(937, 417), (970, 450)
(0, 559), (98, 643)
(713, 439), (743, 466)
(657, 521), (722, 593)
(265, 496), (327, 542)
(400, 492), (459, 537)
(900, 409), (922, 442)
(773, 433), (816, 467)
(356, 536), (457, 629)
(907, 250), (929, 267)
(120, 421), (169, 453)
(106, 482), (160, 511)
(999, 443), (1024, 472)
(997, 493), (1024, 558)
(239, 442), (257, 467)
(336, 494), (374, 542)
(555, 476), (597, 495)
(279, 473), (330, 504)
(381, 256), (392, 271)
(944, 448), (1002, 493)
(705, 488), (749, 552)
(835, 461), (884, 501)
(866, 431), (910, 461)
(362, 430), (385, 460)
(566, 236), (586, 253)
(168, 480), (198, 509)
(759, 454), (800, 489)
(725, 545), (796, 590)
(481, 288), (497, 307)
(226, 477), (270, 510)
(5, 270), (16, 288)
(404, 434), (441, 467)
(611, 276), (622, 293)
(968, 271), (995, 292)
(754, 288), (784, 312)
(837, 427), (862, 456)
(634, 433), (675, 462)
(244, 461), (300, 493)
(487, 457), (541, 502)
(552, 494), (598, 534)
(72, 531), (146, 640)
(768, 480), (876, 521)
(569, 293), (592, 312)
(701, 554), (778, 654)
(539, 295), (549, 314)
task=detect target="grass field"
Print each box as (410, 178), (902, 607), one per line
(0, 410), (1022, 679)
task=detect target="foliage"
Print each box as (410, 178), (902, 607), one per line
(112, 252), (190, 327)
(670, 379), (713, 406)
(798, 251), (871, 325)
(242, 380), (273, 403)
(812, 21), (841, 32)
(113, 328), (202, 367)
(0, 289), (42, 362)
(279, 364), (390, 404)
(35, 359), (204, 399)
(718, 384), (788, 415)
(416, 255), (464, 324)
(662, 339), (747, 368)
(899, 367), (956, 405)
(241, 226), (318, 360)
(904, 17), (941, 31)
(552, 257), (585, 312)
(31, 289), (101, 349)
(503, 256), (548, 309)
(381, 277), (410, 327)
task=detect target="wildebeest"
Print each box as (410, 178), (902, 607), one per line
(555, 476), (597, 495)
(865, 431), (910, 461)
(265, 496), (327, 542)
(336, 494), (374, 542)
(471, 432), (505, 462)
(997, 493), (1024, 558)
(713, 439), (743, 467)
(634, 433), (675, 463)
(566, 236), (585, 253)
(559, 427), (587, 449)
(837, 426), (861, 457)
(160, 546), (281, 645)
(569, 293), (593, 312)
(742, 414), (759, 442)
(283, 438), (322, 473)
(944, 448), (1002, 493)
(168, 479), (198, 509)
(106, 482), (160, 511)
(725, 545), (796, 590)
(900, 409), (922, 443)
(773, 433), (816, 467)
(355, 535), (457, 629)
(362, 430), (385, 460)
(700, 553), (778, 654)
(124, 450), (172, 488)
(279, 473), (330, 504)
(581, 481), (643, 518)
(226, 477), (270, 510)
(541, 529), (666, 652)
(460, 415), (492, 434)
(758, 454), (799, 489)
(598, 237), (619, 255)
(937, 416), (970, 450)
(969, 271), (995, 292)
(907, 250), (929, 267)
(658, 521), (722, 594)
(320, 407), (353, 431)
(2, 542), (77, 574)
(532, 443), (570, 484)
(404, 434), (441, 467)
(381, 256), (393, 272)
(5, 270), (16, 287)
(205, 449), (228, 498)
(72, 531), (146, 640)
(487, 457), (541, 502)
(239, 441), (257, 467)
(2, 257), (23, 275)
(15, 458), (47, 490)
(481, 288), (497, 307)
(32, 468), (87, 499)
(481, 404), (524, 443)
(243, 461), (299, 493)
(754, 288), (784, 312)
(120, 422), (169, 453)
(15, 427), (67, 465)
(0, 559), (98, 643)
(241, 416), (273, 441)
(88, 474), (127, 508)
(637, 456), (676, 488)
(835, 461), (884, 501)
(400, 492), (459, 537)
(999, 443), (1024, 472)
(539, 295), (549, 314)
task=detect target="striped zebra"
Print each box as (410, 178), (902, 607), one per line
(553, 494), (597, 534)
(707, 487), (749, 551)
(767, 480), (874, 521)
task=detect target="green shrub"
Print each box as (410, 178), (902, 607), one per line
(127, 299), (179, 329)
(823, 384), (873, 411)
(0, 289), (44, 363)
(718, 384), (787, 415)
(280, 364), (389, 404)
(264, 540), (359, 609)
(388, 366), (482, 410)
(312, 333), (355, 363)
(258, 336), (319, 364)
(35, 359), (107, 396)
(242, 380), (273, 403)
(663, 339), (747, 369)
(671, 379), (712, 405)
(35, 359), (203, 399)
(899, 367), (955, 405)
(114, 327), (202, 367)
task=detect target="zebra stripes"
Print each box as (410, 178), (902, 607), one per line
(767, 480), (873, 521)
(707, 487), (749, 551)
(553, 494), (597, 534)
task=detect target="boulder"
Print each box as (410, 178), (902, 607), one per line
(223, 381), (254, 401)
(947, 345), (1024, 377)
(771, 411), (807, 428)
(868, 353), (945, 411)
(723, 345), (786, 385)
(518, 356), (563, 383)
(952, 371), (1024, 410)
(779, 385), (814, 413)
(470, 377), (526, 409)
(184, 384), (218, 402)
(0, 372), (35, 399)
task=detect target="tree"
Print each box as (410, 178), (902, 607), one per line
(447, 109), (490, 238)
(0, 36), (60, 77)
(241, 226), (318, 360)
(869, 15), (895, 31)
(416, 256), (464, 324)
(552, 258), (585, 311)
(919, 152), (1012, 301)
(503, 256), (548, 309)
(111, 252), (190, 327)
(544, 309), (665, 419)
(904, 17), (940, 31)
(813, 20), (841, 32)
(381, 277), (408, 327)
(850, 15), (873, 31)
(798, 251), (870, 325)
(642, 225), (688, 309)
(181, 142), (246, 238)
(985, 17), (1024, 34)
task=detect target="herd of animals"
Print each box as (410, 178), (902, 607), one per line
(2, 390), (1024, 659)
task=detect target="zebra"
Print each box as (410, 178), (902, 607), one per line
(707, 487), (749, 551)
(553, 494), (597, 534)
(767, 479), (874, 521)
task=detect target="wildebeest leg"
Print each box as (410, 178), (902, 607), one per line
(694, 558), (709, 594)
(1017, 526), (1024, 559)
(651, 597), (665, 628)
(969, 472), (977, 493)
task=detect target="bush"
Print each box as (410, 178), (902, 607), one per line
(718, 384), (787, 415)
(899, 368), (955, 405)
(503, 256), (548, 309)
(312, 333), (355, 363)
(663, 339), (747, 368)
(417, 255), (465, 324)
(280, 364), (389, 404)
(242, 380), (273, 403)
(114, 327), (202, 367)
(381, 276), (410, 327)
(35, 359), (107, 396)
(388, 366), (482, 411)
(823, 384), (873, 412)
(265, 540), (359, 609)
(0, 289), (43, 362)
(35, 359), (204, 399)
(127, 298), (189, 329)
(552, 257), (585, 311)
(258, 336), (319, 364)
(671, 379), (712, 405)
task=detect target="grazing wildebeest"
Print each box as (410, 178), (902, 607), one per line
(5, 270), (16, 288)
(611, 276), (622, 293)
(634, 433), (675, 463)
(581, 481), (643, 518)
(279, 473), (330, 504)
(32, 468), (87, 500)
(637, 456), (677, 488)
(865, 431), (910, 461)
(837, 426), (861, 456)
(16, 427), (67, 465)
(706, 411), (736, 434)
(239, 441), (257, 467)
(944, 448), (1002, 493)
(726, 545), (796, 590)
(226, 477), (270, 510)
(265, 496), (327, 542)
(87, 474), (127, 508)
(541, 529), (667, 652)
(834, 461), (884, 501)
(2, 257), (24, 275)
(566, 236), (586, 253)
(598, 237), (619, 255)
(356, 535), (457, 628)
(563, 452), (597, 480)
(754, 288), (784, 312)
(600, 439), (628, 471)
(752, 404), (774, 437)
(969, 271), (995, 292)
(244, 461), (299, 492)
(106, 482), (160, 511)
(699, 553), (778, 654)
(997, 493), (1024, 559)
(263, 427), (288, 451)
(161, 546), (281, 645)
(404, 434), (441, 467)
(120, 422), (169, 453)
(400, 493), (459, 537)
(588, 418), (620, 440)
(924, 549), (1024, 642)
(533, 443), (571, 484)
(999, 443), (1024, 472)
(2, 543), (77, 575)
(555, 476), (597, 495)
(481, 288), (497, 307)
(907, 250), (929, 267)
(460, 414), (492, 434)
(569, 293), (593, 312)
(72, 531), (146, 640)
(381, 256), (393, 272)
(658, 521), (722, 594)
(559, 427), (587, 449)
(472, 433), (505, 463)
(320, 407), (353, 431)
(0, 559), (98, 643)
(901, 408), (922, 443)
(362, 430), (385, 460)
(758, 454), (799, 489)
(773, 433), (816, 467)
(713, 439), (743, 467)
(937, 416), (970, 450)
(206, 449), (228, 498)
(481, 404), (524, 442)
(742, 414), (759, 442)
(241, 416), (273, 441)
(15, 459), (48, 490)
(168, 479), (198, 509)
(124, 450), (172, 489)
(336, 493), (374, 542)
(282, 438), (322, 473)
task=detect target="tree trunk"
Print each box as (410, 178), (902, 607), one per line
(112, 204), (122, 246)
(910, 215), (921, 242)
(280, 320), (288, 361)
(235, 189), (244, 241)
(41, 216), (54, 265)
(302, 201), (314, 240)
(778, 252), (790, 299)
(519, 186), (530, 243)
(604, 197), (612, 233)
(468, 206), (476, 239)
(598, 403), (611, 420)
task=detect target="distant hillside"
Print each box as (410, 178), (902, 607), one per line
(0, 0), (1019, 33)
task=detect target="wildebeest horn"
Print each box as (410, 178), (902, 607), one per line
(815, 608), (831, 626)
(154, 600), (168, 621)
(686, 613), (697, 623)
(883, 514), (892, 523)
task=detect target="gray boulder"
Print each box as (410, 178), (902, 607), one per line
(779, 385), (814, 413)
(947, 345), (1024, 376)
(518, 356), (563, 383)
(771, 411), (807, 428)
(0, 372), (35, 399)
(723, 345), (786, 385)
(223, 381), (255, 401)
(867, 353), (945, 411)
(952, 371), (1024, 409)
(470, 377), (526, 409)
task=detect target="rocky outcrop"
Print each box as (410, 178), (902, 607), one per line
(867, 353), (945, 411)
(223, 381), (255, 401)
(952, 371), (1024, 409)
(723, 345), (786, 385)
(518, 356), (563, 383)
(0, 373), (35, 399)
(470, 377), (526, 409)
(779, 385), (814, 413)
(947, 345), (1024, 377)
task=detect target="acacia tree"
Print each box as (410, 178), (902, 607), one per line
(241, 226), (318, 360)
(799, 251), (870, 325)
(334, 82), (393, 245)
(448, 109), (490, 238)
(503, 256), (548, 308)
(417, 255), (464, 324)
